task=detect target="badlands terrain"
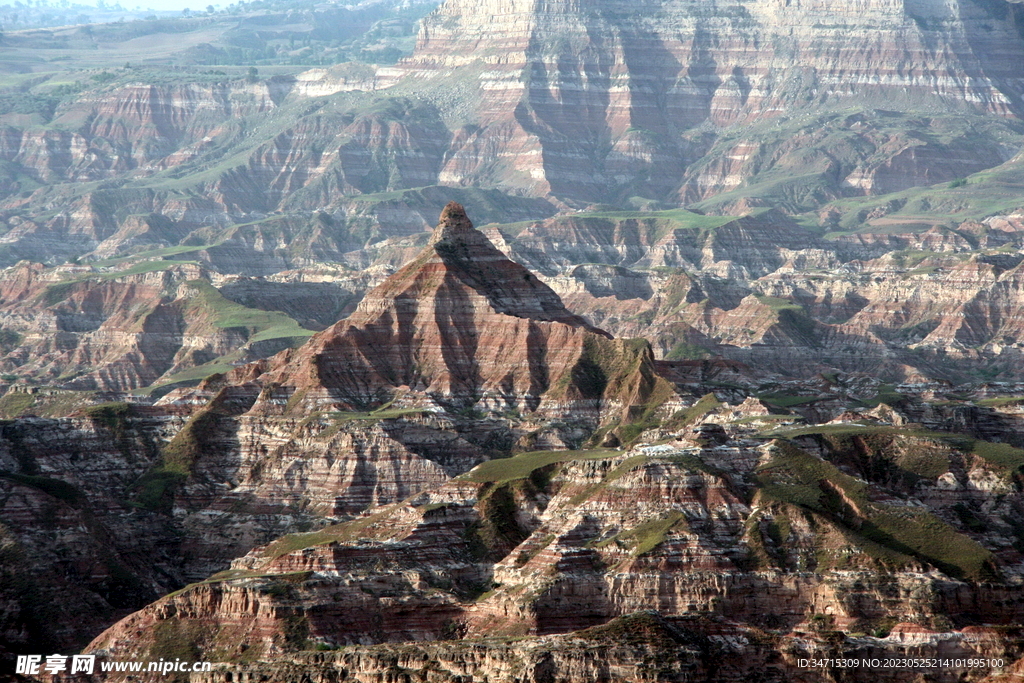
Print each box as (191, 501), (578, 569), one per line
(4, 0), (1024, 680)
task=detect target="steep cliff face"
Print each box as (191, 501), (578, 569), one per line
(2, 0), (1021, 268)
(0, 81), (282, 185)
(0, 395), (511, 657)
(402, 0), (1024, 116)
(0, 408), (186, 656)
(0, 398), (534, 662)
(376, 0), (1024, 203)
(153, 394), (503, 578)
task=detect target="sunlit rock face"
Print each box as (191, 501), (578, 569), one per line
(380, 0), (1024, 202)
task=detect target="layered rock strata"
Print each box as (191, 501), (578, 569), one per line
(3, 0), (1023, 269)
(0, 203), (686, 663)
(81, 411), (1024, 676)
(183, 613), (1024, 683)
(0, 408), (184, 655)
(379, 0), (1024, 202)
(0, 262), (319, 392)
(220, 202), (675, 419)
(493, 209), (1024, 382)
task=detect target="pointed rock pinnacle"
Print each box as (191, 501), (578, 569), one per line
(431, 201), (475, 244)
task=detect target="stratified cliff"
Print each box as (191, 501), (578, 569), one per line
(482, 208), (1024, 383)
(5, 0), (1024, 674)
(0, 406), (186, 655)
(0, 261), (325, 393)
(0, 204), (683, 663)
(375, 0), (1024, 203)
(10, 203), (1024, 681)
(10, 203), (1024, 392)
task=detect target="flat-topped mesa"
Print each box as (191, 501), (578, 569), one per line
(235, 203), (672, 418)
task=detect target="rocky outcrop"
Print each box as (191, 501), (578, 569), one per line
(0, 391), (504, 658)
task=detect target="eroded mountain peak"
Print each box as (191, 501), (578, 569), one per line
(431, 201), (475, 241)
(225, 203), (658, 416)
